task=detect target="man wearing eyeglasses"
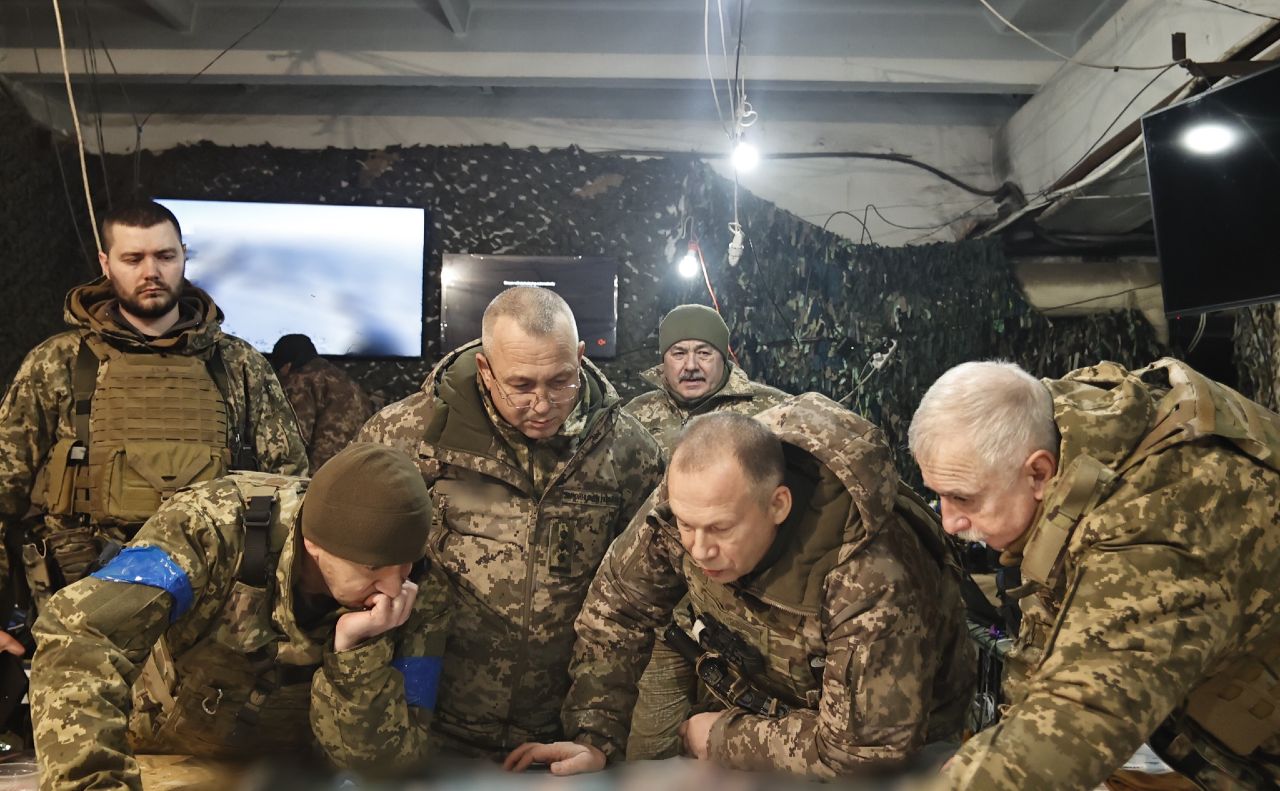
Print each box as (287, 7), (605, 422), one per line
(357, 286), (664, 762)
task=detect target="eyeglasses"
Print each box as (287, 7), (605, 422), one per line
(487, 375), (581, 412)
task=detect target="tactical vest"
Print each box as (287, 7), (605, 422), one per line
(26, 338), (242, 594)
(127, 473), (321, 758)
(1006, 359), (1280, 783)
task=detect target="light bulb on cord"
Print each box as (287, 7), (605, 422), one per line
(678, 243), (700, 278)
(731, 141), (759, 172)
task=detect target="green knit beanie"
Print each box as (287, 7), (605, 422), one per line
(301, 443), (432, 566)
(658, 305), (730, 359)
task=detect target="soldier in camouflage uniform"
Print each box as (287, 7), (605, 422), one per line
(623, 304), (788, 453)
(271, 334), (375, 469)
(623, 305), (790, 758)
(31, 443), (449, 791)
(506, 394), (976, 779)
(909, 358), (1280, 790)
(357, 286), (664, 760)
(0, 201), (308, 654)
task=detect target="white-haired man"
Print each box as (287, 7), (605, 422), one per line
(909, 357), (1280, 790)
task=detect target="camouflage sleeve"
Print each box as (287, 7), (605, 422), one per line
(31, 491), (230, 791)
(940, 508), (1233, 788)
(222, 340), (309, 477)
(562, 491), (687, 761)
(281, 373), (318, 455)
(707, 538), (937, 778)
(310, 563), (450, 772)
(0, 339), (70, 587)
(611, 419), (664, 537)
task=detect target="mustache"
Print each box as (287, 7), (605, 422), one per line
(679, 372), (706, 382)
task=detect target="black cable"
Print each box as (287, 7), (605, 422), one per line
(77, 1), (111, 209)
(743, 230), (801, 346)
(601, 147), (1007, 197)
(135, 0), (285, 146)
(1033, 63), (1179, 203)
(821, 210), (874, 244)
(1038, 283), (1159, 312)
(865, 203), (958, 232)
(1198, 0), (1280, 21)
(23, 3), (93, 266)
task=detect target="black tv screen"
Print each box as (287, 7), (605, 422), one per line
(1142, 63), (1280, 316)
(158, 198), (426, 356)
(440, 254), (618, 358)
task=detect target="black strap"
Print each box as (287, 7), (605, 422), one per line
(206, 346), (257, 471)
(239, 494), (275, 587)
(72, 339), (99, 451)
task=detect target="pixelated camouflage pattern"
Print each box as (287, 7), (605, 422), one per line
(938, 359), (1280, 791)
(564, 392), (976, 778)
(356, 340), (664, 758)
(623, 363), (789, 454)
(0, 279), (308, 603)
(31, 473), (332, 790)
(309, 559), (450, 773)
(279, 356), (375, 471)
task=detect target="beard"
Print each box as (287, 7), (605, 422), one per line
(114, 280), (179, 319)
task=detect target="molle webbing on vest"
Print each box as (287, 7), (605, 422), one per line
(81, 350), (230, 525)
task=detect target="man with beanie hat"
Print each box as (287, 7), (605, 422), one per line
(271, 333), (375, 470)
(31, 443), (449, 789)
(623, 304), (789, 759)
(625, 304), (788, 454)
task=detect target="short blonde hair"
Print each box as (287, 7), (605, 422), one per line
(909, 360), (1058, 475)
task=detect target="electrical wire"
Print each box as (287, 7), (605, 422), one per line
(694, 243), (739, 365)
(1038, 282), (1159, 312)
(1198, 0), (1280, 22)
(1033, 62), (1181, 202)
(1186, 313), (1209, 354)
(703, 0), (732, 137)
(24, 3), (93, 264)
(51, 0), (102, 255)
(976, 0), (1178, 71)
(822, 210), (874, 244)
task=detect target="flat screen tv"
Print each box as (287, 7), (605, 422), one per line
(157, 198), (426, 356)
(440, 254), (618, 358)
(1142, 62), (1280, 316)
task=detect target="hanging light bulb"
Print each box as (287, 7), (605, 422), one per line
(731, 140), (759, 172)
(678, 243), (700, 278)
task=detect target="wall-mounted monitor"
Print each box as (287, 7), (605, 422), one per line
(158, 198), (426, 356)
(1142, 62), (1280, 316)
(440, 254), (618, 358)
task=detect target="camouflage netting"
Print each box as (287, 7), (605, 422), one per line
(1, 86), (1180, 482)
(1234, 303), (1280, 413)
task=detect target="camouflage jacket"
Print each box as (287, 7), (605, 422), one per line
(564, 393), (976, 778)
(0, 280), (308, 604)
(31, 472), (448, 791)
(280, 357), (375, 470)
(623, 363), (789, 454)
(357, 340), (664, 758)
(940, 359), (1280, 791)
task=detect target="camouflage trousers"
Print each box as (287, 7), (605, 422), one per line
(628, 638), (696, 760)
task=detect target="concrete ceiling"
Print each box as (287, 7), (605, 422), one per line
(1, 0), (1128, 128)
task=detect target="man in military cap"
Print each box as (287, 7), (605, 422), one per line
(32, 442), (449, 790)
(909, 358), (1280, 789)
(0, 200), (308, 651)
(624, 303), (787, 454)
(271, 333), (375, 469)
(358, 286), (663, 759)
(506, 395), (975, 779)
